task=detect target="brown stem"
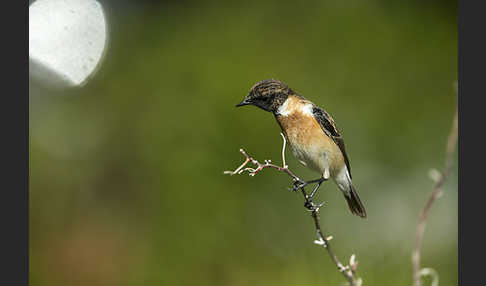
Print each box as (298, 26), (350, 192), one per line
(412, 107), (458, 286)
(298, 187), (360, 285)
(225, 133), (362, 286)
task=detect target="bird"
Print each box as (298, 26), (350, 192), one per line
(236, 79), (366, 218)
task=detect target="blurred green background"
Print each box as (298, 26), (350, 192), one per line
(29, 0), (457, 285)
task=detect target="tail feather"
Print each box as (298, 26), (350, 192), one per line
(344, 184), (367, 218)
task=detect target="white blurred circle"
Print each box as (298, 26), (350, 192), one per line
(29, 0), (108, 88)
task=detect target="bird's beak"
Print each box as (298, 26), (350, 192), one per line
(236, 98), (251, 107)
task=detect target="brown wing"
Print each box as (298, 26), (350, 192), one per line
(312, 105), (352, 178)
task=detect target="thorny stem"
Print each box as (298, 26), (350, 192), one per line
(225, 133), (362, 286)
(412, 107), (458, 286)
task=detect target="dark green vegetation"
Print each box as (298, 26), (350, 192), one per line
(30, 1), (457, 285)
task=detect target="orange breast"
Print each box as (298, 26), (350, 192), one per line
(275, 98), (345, 176)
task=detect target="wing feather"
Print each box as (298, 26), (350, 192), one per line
(312, 106), (352, 178)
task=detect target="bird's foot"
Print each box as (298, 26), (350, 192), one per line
(304, 200), (326, 211)
(290, 178), (326, 193)
(291, 179), (308, 192)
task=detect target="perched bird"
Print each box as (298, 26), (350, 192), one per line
(236, 79), (366, 218)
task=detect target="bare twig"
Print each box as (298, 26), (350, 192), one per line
(225, 133), (362, 286)
(412, 107), (458, 286)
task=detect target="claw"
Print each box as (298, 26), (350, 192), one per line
(304, 201), (314, 210)
(292, 180), (307, 192)
(315, 201), (326, 211)
(304, 200), (326, 211)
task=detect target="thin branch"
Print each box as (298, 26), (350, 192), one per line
(412, 107), (458, 286)
(225, 133), (362, 286)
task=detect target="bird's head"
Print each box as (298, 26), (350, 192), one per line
(236, 79), (294, 113)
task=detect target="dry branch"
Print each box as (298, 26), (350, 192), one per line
(225, 133), (362, 286)
(412, 107), (458, 286)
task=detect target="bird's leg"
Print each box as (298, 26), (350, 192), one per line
(309, 177), (327, 199)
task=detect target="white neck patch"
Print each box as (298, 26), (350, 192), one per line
(277, 97), (314, 117)
(277, 99), (291, 116)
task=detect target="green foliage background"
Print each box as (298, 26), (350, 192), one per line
(30, 0), (457, 285)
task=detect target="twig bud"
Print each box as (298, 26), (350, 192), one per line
(428, 169), (442, 183)
(350, 254), (359, 271)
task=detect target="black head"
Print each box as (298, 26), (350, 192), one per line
(236, 79), (294, 113)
